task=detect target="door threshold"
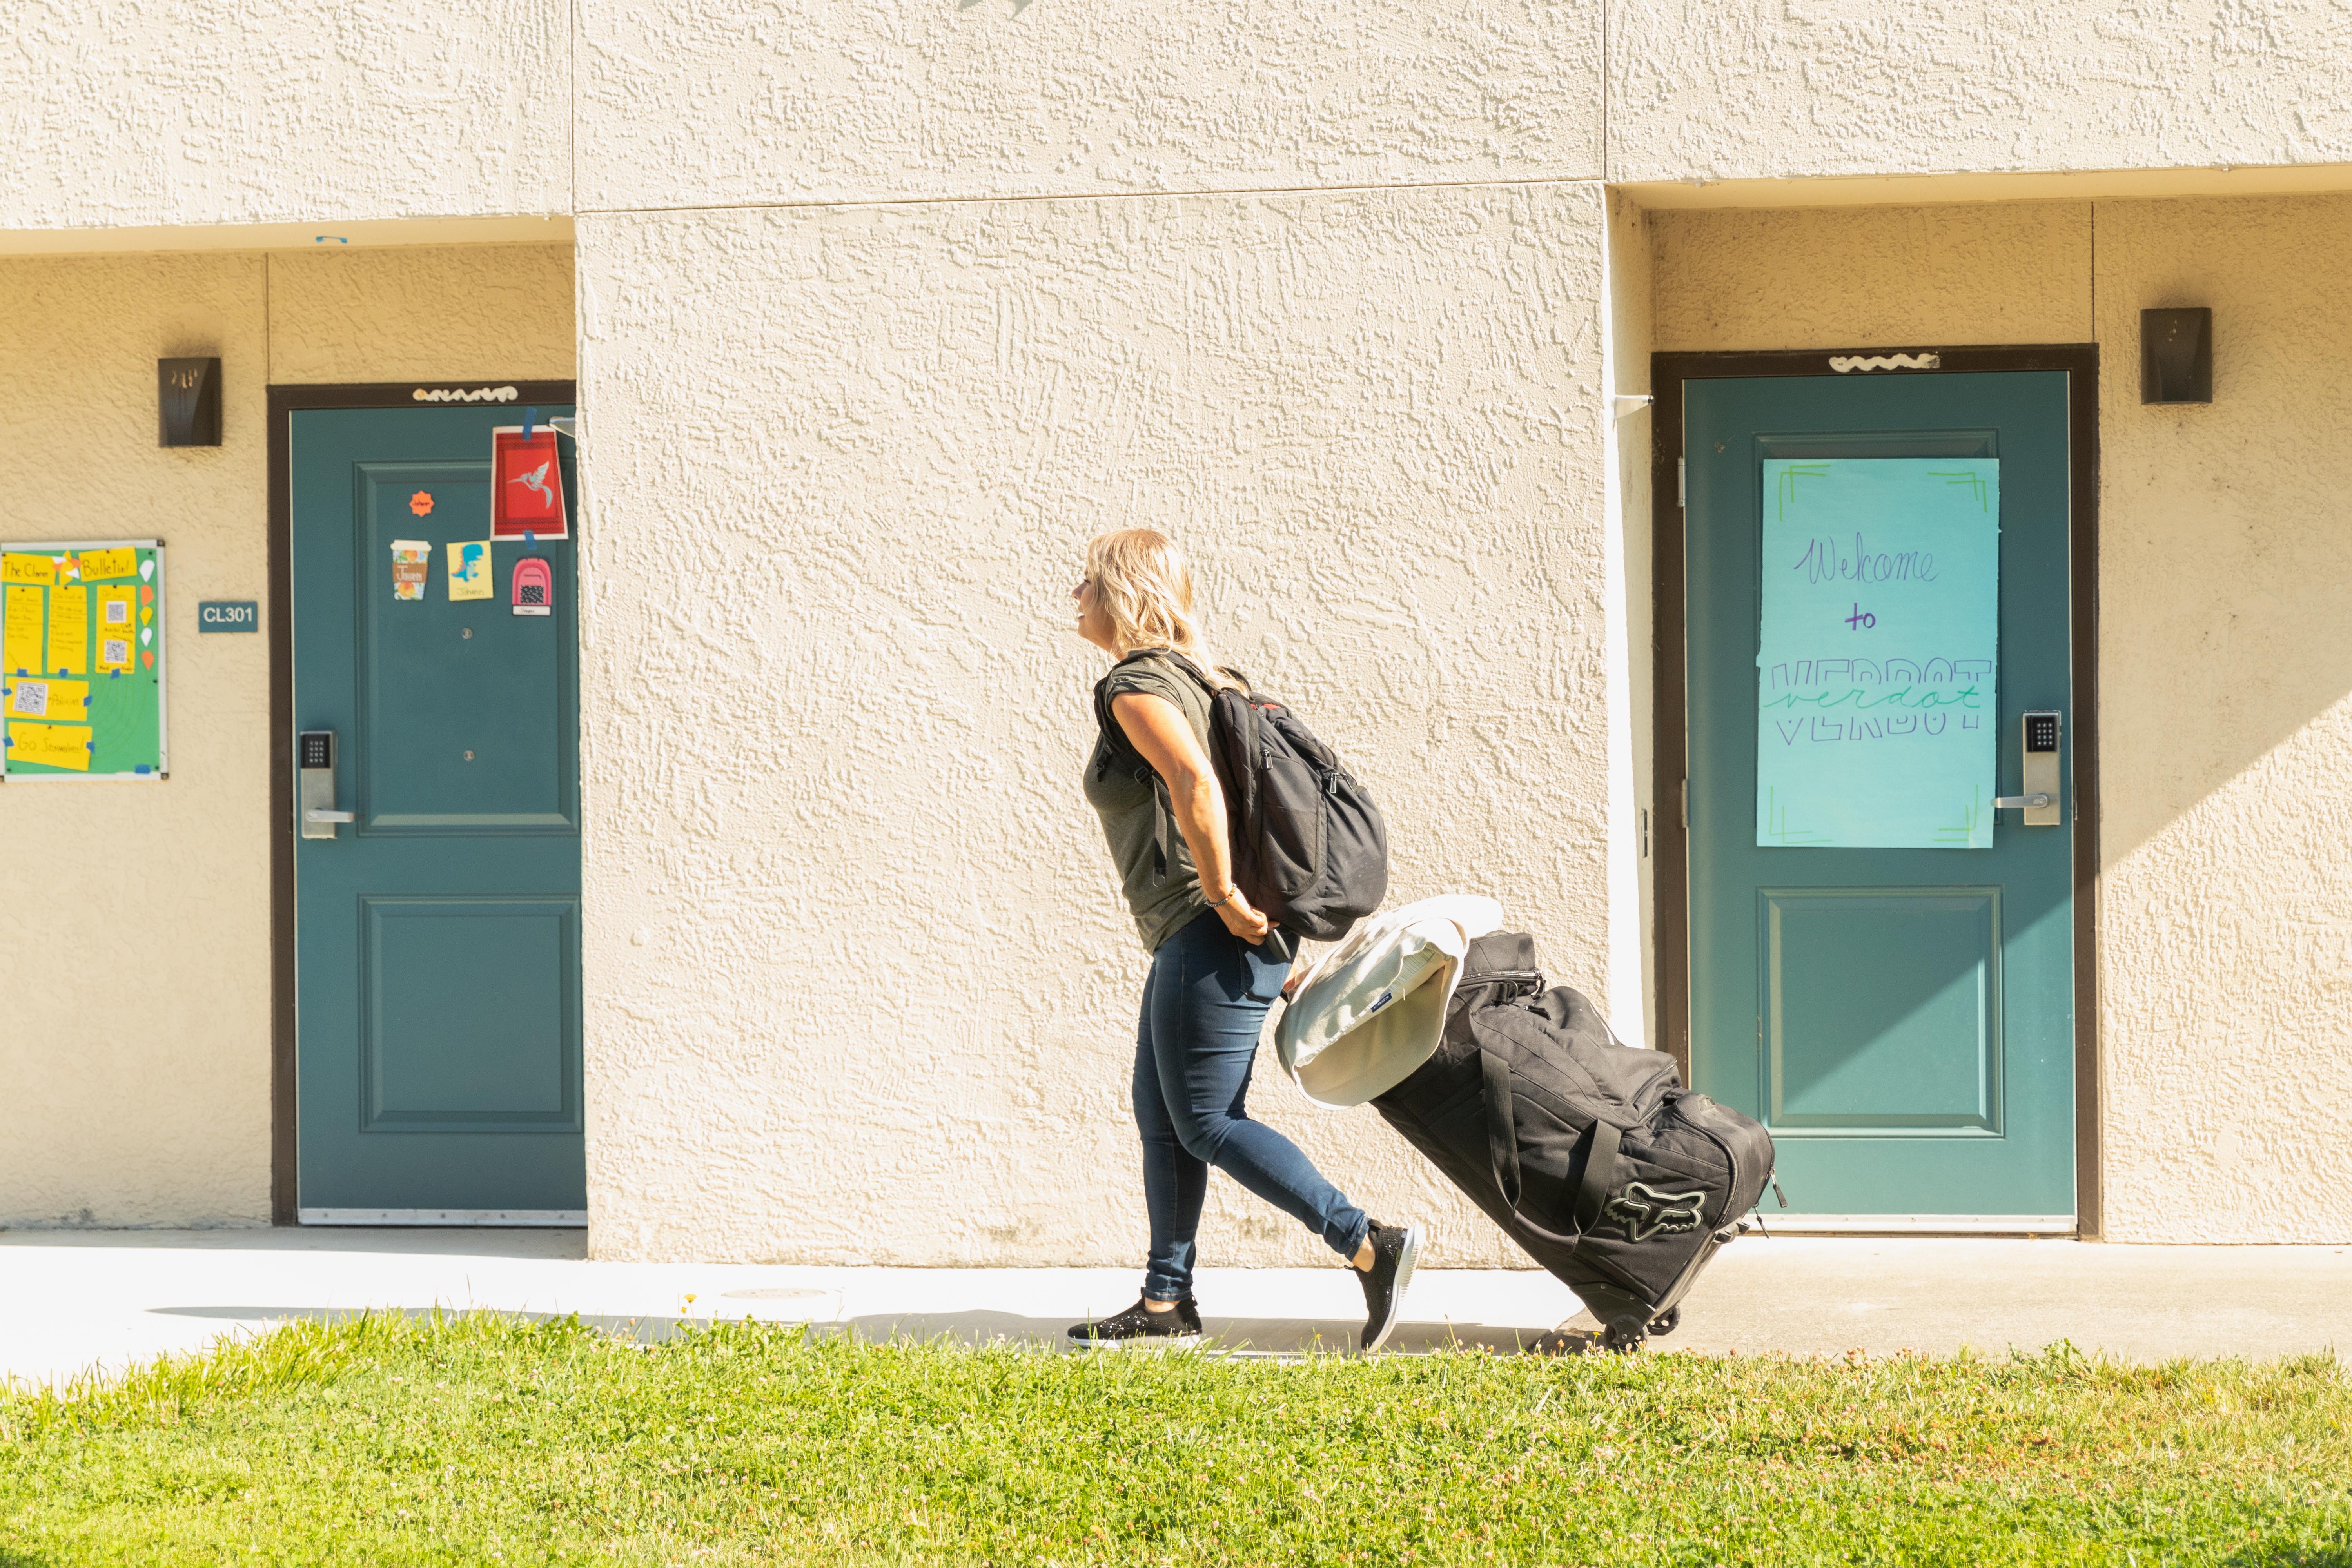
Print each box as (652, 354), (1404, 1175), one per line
(1757, 1214), (2076, 1236)
(299, 1208), (587, 1227)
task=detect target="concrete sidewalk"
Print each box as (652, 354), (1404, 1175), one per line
(4, 1228), (2348, 1389)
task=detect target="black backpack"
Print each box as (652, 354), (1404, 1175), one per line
(1371, 931), (1777, 1350)
(1093, 651), (1390, 942)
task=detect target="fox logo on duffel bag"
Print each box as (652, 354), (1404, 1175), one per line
(1604, 1182), (1707, 1243)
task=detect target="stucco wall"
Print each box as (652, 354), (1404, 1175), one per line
(0, 2), (570, 234)
(1651, 201), (2094, 352)
(0, 244), (575, 1229)
(576, 0), (1601, 209)
(2092, 195), (2352, 1243)
(1652, 194), (2352, 1242)
(0, 251), (272, 1227)
(1610, 0), (2352, 186)
(269, 246), (579, 386)
(575, 185), (1614, 1266)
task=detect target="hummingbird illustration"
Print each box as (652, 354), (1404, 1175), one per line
(510, 460), (555, 506)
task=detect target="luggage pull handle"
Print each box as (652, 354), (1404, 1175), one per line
(1480, 1044), (1622, 1244)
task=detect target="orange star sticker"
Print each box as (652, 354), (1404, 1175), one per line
(410, 491), (434, 516)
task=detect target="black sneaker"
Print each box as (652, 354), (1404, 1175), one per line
(1356, 1220), (1424, 1352)
(1067, 1296), (1203, 1351)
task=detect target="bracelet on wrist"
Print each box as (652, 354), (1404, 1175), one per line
(1204, 886), (1237, 908)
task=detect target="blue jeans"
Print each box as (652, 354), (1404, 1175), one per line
(1133, 909), (1371, 1302)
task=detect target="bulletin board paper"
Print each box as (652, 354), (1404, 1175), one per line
(1755, 461), (1999, 849)
(489, 427), (569, 539)
(0, 541), (166, 782)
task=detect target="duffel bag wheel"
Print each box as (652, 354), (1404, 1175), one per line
(1601, 1315), (1648, 1354)
(1648, 1306), (1681, 1338)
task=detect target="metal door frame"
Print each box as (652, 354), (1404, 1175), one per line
(266, 380), (579, 1225)
(1649, 345), (2103, 1238)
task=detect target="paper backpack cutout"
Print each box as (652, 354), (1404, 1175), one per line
(510, 556), (553, 617)
(491, 428), (568, 539)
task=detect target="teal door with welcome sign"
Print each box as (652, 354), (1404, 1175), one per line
(290, 404), (584, 1221)
(1686, 369), (2075, 1221)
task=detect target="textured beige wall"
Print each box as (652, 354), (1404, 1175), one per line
(0, 245), (574, 1229)
(2093, 195), (2352, 1242)
(0, 252), (272, 1227)
(1652, 201), (2093, 352)
(1652, 194), (2352, 1241)
(577, 0), (1601, 209)
(1610, 0), (2352, 185)
(575, 186), (1613, 1266)
(0, 2), (570, 234)
(268, 245), (577, 384)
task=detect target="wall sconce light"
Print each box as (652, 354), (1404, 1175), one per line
(159, 357), (223, 446)
(2141, 309), (2212, 405)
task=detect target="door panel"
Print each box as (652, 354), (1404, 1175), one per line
(1686, 371), (2073, 1218)
(360, 897), (580, 1131)
(1762, 888), (1999, 1132)
(292, 407), (584, 1216)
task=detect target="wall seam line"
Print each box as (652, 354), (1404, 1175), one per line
(572, 172), (1615, 221)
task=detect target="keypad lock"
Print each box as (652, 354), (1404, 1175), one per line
(1994, 710), (2063, 826)
(299, 729), (356, 839)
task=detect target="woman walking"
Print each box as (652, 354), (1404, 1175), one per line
(1067, 528), (1422, 1352)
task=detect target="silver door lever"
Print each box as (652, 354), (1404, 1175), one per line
(1993, 793), (2054, 811)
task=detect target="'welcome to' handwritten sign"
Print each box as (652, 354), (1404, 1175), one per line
(1756, 458), (1999, 849)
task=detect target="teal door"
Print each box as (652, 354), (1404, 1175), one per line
(290, 406), (585, 1221)
(1686, 370), (2075, 1221)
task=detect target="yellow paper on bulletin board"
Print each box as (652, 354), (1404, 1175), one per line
(3, 584), (41, 675)
(7, 719), (91, 771)
(2, 553), (57, 588)
(7, 677), (89, 724)
(95, 588), (135, 672)
(77, 547), (138, 582)
(45, 585), (87, 675)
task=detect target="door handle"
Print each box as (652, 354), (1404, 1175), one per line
(1994, 710), (2063, 826)
(298, 729), (349, 839)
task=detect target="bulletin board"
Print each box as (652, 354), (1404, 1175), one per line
(1, 541), (167, 781)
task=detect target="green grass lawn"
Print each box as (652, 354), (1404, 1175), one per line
(2, 1314), (2348, 1567)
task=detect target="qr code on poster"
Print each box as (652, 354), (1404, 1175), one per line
(9, 680), (48, 716)
(102, 638), (130, 665)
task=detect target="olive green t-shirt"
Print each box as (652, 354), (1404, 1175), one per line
(1085, 656), (1216, 953)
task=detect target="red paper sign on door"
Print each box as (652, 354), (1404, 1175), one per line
(491, 427), (568, 539)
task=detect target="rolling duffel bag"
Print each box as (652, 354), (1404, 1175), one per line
(1369, 932), (1777, 1351)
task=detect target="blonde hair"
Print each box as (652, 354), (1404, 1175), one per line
(1085, 528), (1241, 689)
